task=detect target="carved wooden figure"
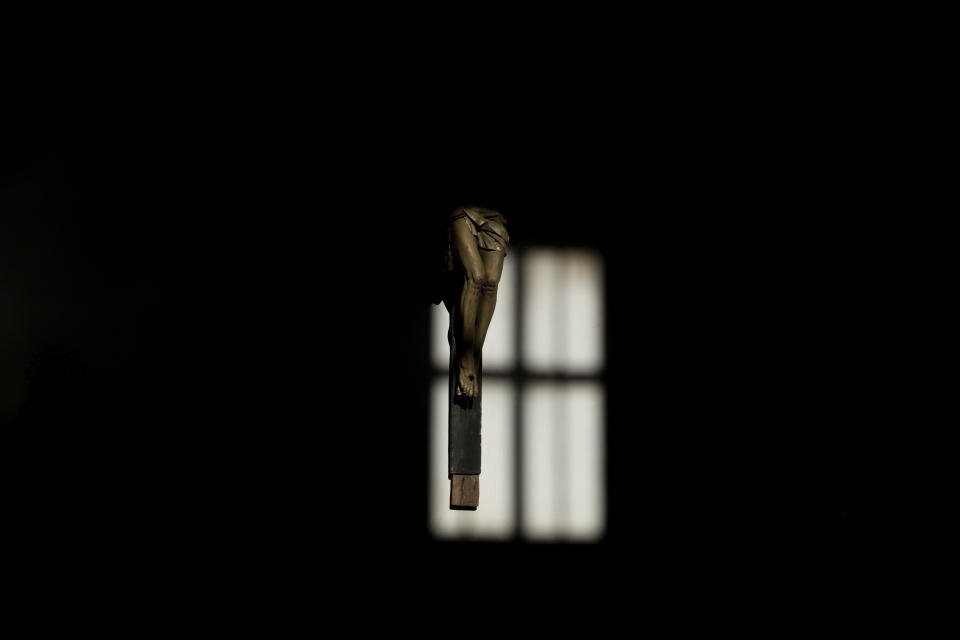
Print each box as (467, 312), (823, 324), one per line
(442, 205), (509, 509)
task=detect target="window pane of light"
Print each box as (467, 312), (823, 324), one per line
(431, 303), (450, 370)
(430, 377), (515, 540)
(522, 381), (605, 542)
(565, 382), (605, 541)
(522, 248), (604, 374)
(522, 382), (560, 540)
(564, 250), (604, 374)
(522, 249), (561, 373)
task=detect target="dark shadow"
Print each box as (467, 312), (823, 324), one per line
(0, 346), (97, 516)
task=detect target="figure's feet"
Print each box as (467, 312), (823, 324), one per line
(457, 354), (478, 398)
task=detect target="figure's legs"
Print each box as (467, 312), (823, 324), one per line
(451, 217), (484, 397)
(475, 248), (505, 355)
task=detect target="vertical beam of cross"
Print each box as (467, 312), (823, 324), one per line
(449, 294), (481, 508)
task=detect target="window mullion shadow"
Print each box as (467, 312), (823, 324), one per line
(513, 247), (524, 542)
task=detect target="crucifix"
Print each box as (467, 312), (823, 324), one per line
(441, 205), (509, 509)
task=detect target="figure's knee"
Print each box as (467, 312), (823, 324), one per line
(463, 267), (484, 291)
(464, 270), (498, 293)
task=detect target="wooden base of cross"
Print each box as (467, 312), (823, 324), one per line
(450, 474), (479, 508)
(448, 301), (481, 509)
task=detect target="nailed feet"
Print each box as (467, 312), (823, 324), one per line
(457, 353), (478, 398)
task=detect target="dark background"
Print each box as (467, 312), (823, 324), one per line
(1, 94), (908, 606)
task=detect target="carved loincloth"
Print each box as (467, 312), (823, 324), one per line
(443, 205), (510, 272)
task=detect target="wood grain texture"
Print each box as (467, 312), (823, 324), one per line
(450, 474), (479, 508)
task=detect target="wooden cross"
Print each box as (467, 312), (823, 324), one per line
(448, 298), (481, 508)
